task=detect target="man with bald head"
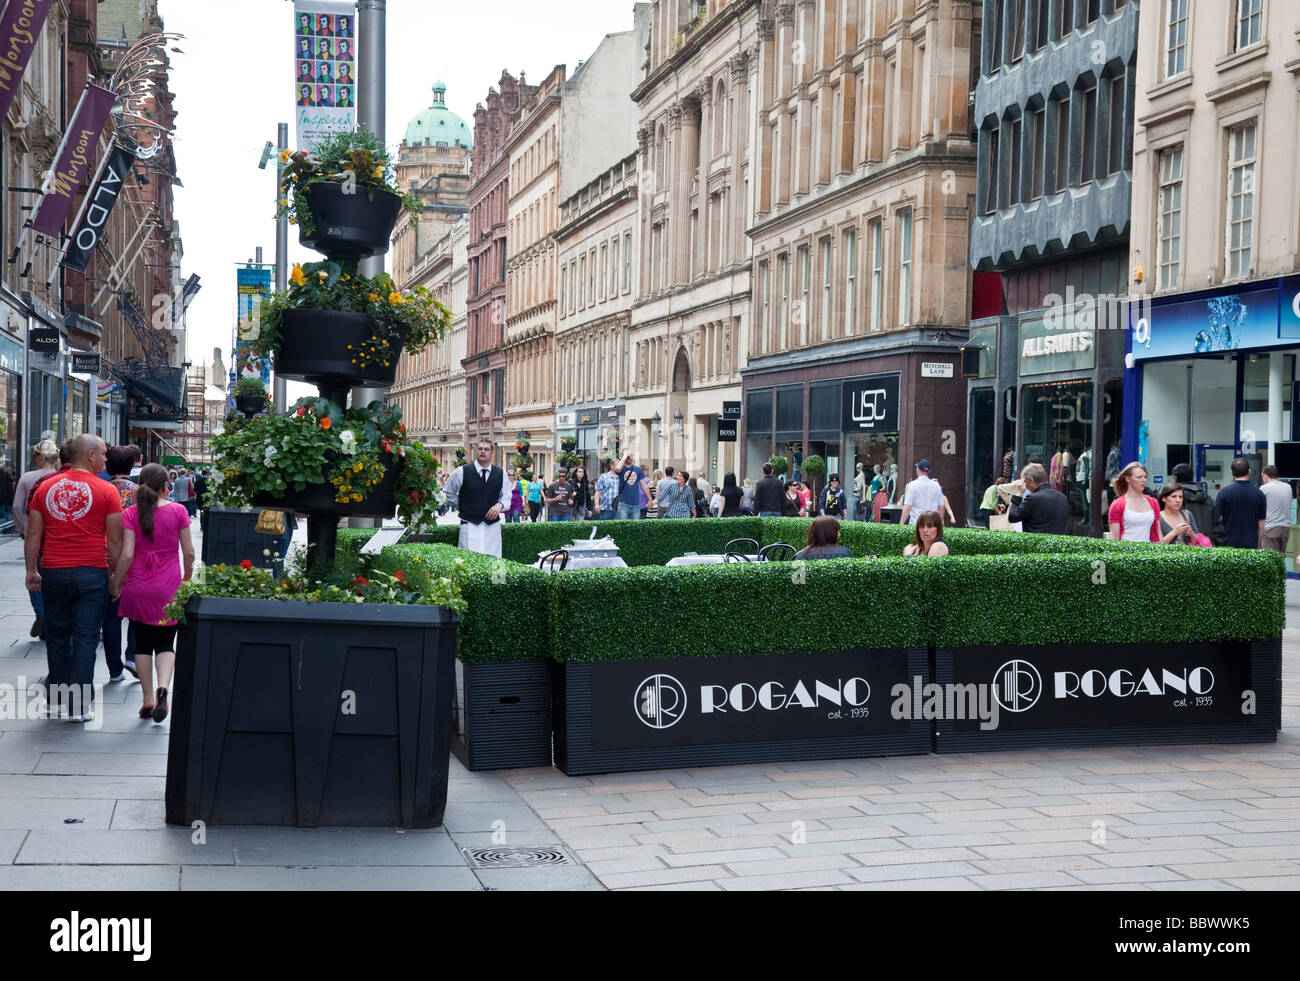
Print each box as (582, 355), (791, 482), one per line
(25, 435), (123, 722)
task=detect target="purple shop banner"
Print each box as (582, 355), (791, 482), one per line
(0, 0), (56, 121)
(31, 84), (116, 236)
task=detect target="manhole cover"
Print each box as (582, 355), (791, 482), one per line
(463, 846), (576, 868)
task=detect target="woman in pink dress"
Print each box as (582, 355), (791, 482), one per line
(110, 464), (194, 723)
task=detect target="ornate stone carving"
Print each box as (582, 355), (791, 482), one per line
(758, 17), (776, 42)
(636, 125), (653, 154)
(776, 3), (796, 28)
(668, 101), (686, 129)
(728, 53), (748, 82)
(696, 77), (713, 106)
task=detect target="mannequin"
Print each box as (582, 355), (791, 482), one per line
(1076, 448), (1092, 504)
(854, 463), (867, 519)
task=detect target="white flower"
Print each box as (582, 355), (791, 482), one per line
(339, 430), (358, 456)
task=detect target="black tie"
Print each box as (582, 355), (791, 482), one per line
(480, 469), (488, 482)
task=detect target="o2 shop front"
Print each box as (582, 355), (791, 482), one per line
(1124, 276), (1300, 562)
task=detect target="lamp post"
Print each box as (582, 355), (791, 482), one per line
(651, 411), (661, 471)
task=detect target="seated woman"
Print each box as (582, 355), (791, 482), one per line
(903, 510), (950, 556)
(794, 516), (854, 560)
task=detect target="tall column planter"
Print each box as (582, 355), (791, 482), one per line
(166, 598), (458, 828)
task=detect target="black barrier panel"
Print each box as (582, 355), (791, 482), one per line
(451, 658), (552, 771)
(593, 649), (910, 750)
(933, 639), (1281, 753)
(554, 648), (931, 775)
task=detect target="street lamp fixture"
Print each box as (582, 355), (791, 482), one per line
(672, 409), (683, 435)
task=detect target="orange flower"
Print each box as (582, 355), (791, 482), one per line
(319, 417), (332, 430)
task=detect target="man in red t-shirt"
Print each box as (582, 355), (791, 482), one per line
(25, 435), (122, 721)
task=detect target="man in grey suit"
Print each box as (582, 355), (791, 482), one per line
(1006, 463), (1069, 534)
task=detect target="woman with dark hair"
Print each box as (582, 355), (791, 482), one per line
(660, 470), (695, 519)
(903, 510), (949, 556)
(794, 516), (854, 560)
(569, 466), (593, 520)
(101, 447), (138, 681)
(111, 464), (194, 723)
(719, 472), (743, 517)
(782, 480), (801, 517)
(1157, 483), (1198, 545)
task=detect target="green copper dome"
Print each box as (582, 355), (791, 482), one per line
(403, 80), (473, 148)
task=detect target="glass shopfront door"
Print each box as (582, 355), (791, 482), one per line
(1021, 380), (1094, 529)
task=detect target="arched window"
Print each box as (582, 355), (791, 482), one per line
(714, 80), (728, 150)
(672, 347), (691, 392)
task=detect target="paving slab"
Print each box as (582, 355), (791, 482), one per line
(17, 828), (236, 865)
(0, 865), (181, 890)
(181, 865), (483, 891)
(229, 828), (466, 866)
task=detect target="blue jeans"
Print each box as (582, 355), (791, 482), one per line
(506, 510), (521, 522)
(599, 509), (616, 521)
(41, 566), (108, 692)
(547, 513), (570, 521)
(758, 511), (781, 518)
(29, 587), (43, 619)
(616, 502), (640, 520)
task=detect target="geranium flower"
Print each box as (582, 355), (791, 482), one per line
(320, 417), (332, 430)
(354, 576), (369, 586)
(394, 570), (406, 582)
(296, 406), (306, 417)
(239, 559), (253, 570)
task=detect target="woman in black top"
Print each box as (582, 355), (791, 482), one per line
(719, 472), (744, 517)
(794, 516), (855, 560)
(691, 477), (710, 518)
(781, 480), (801, 517)
(569, 466), (593, 520)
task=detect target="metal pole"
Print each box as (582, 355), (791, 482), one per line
(350, 0), (386, 527)
(273, 122), (289, 409)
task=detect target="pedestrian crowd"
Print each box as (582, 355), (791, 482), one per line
(14, 437), (197, 723)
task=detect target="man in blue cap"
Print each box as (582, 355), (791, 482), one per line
(899, 459), (945, 525)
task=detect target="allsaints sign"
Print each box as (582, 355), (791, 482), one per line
(62, 145), (134, 272)
(841, 372), (900, 433)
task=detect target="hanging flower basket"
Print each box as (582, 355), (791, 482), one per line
(274, 309), (407, 389)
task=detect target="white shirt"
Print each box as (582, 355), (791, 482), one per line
(902, 474), (944, 523)
(1121, 503), (1155, 542)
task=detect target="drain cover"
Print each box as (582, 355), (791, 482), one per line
(463, 846), (576, 868)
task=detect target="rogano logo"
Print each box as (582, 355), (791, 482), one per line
(635, 674), (687, 729)
(993, 659), (1042, 713)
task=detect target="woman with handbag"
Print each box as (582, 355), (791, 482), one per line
(1157, 484), (1205, 545)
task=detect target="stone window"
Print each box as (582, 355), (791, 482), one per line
(820, 238), (832, 341)
(1028, 105), (1045, 200)
(898, 209), (913, 328)
(869, 218), (884, 332)
(1234, 0), (1262, 52)
(1163, 0), (1188, 78)
(1227, 121), (1256, 279)
(1158, 146), (1184, 291)
(844, 229), (857, 336)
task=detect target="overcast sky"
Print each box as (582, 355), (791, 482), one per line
(157, 0), (638, 382)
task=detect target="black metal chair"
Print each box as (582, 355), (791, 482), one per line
(724, 537), (760, 557)
(723, 551), (756, 563)
(759, 542), (797, 562)
(539, 548), (570, 572)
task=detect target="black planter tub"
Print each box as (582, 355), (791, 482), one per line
(274, 309), (405, 389)
(165, 597), (459, 827)
(451, 659), (552, 771)
(200, 508), (280, 570)
(251, 451), (400, 518)
(299, 182), (403, 260)
(234, 395), (267, 418)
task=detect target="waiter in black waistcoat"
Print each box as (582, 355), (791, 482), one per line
(442, 438), (512, 557)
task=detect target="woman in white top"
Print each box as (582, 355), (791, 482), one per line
(1107, 462), (1161, 543)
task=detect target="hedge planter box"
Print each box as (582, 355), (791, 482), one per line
(451, 659), (552, 771)
(251, 452), (399, 518)
(551, 648), (930, 776)
(299, 182), (403, 260)
(932, 639), (1282, 753)
(200, 508), (279, 570)
(274, 309), (405, 389)
(165, 597), (458, 828)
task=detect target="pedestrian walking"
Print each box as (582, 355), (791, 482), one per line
(740, 477), (755, 515)
(1107, 462), (1161, 542)
(1156, 483), (1199, 546)
(110, 464), (194, 723)
(505, 468), (524, 523)
(754, 463), (784, 517)
(23, 436), (122, 722)
(102, 446), (140, 682)
(655, 466), (675, 518)
(1214, 457), (1266, 549)
(443, 440), (512, 556)
(899, 460), (945, 525)
(569, 466), (593, 520)
(719, 473), (744, 517)
(12, 439), (59, 640)
(822, 474), (847, 518)
(691, 476), (711, 518)
(526, 473), (543, 521)
(171, 470), (194, 517)
(782, 480), (801, 517)
(1169, 464), (1216, 543)
(595, 458), (620, 520)
(1259, 465), (1293, 556)
(616, 453), (650, 520)
(546, 468), (574, 521)
(659, 470), (696, 519)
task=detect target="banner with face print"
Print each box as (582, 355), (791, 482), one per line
(293, 1), (356, 151)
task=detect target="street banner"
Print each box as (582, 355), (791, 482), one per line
(62, 144), (134, 272)
(235, 266), (274, 387)
(294, 1), (357, 152)
(31, 84), (116, 236)
(0, 0), (57, 121)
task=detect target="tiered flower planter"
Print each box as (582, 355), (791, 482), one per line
(167, 177), (458, 829)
